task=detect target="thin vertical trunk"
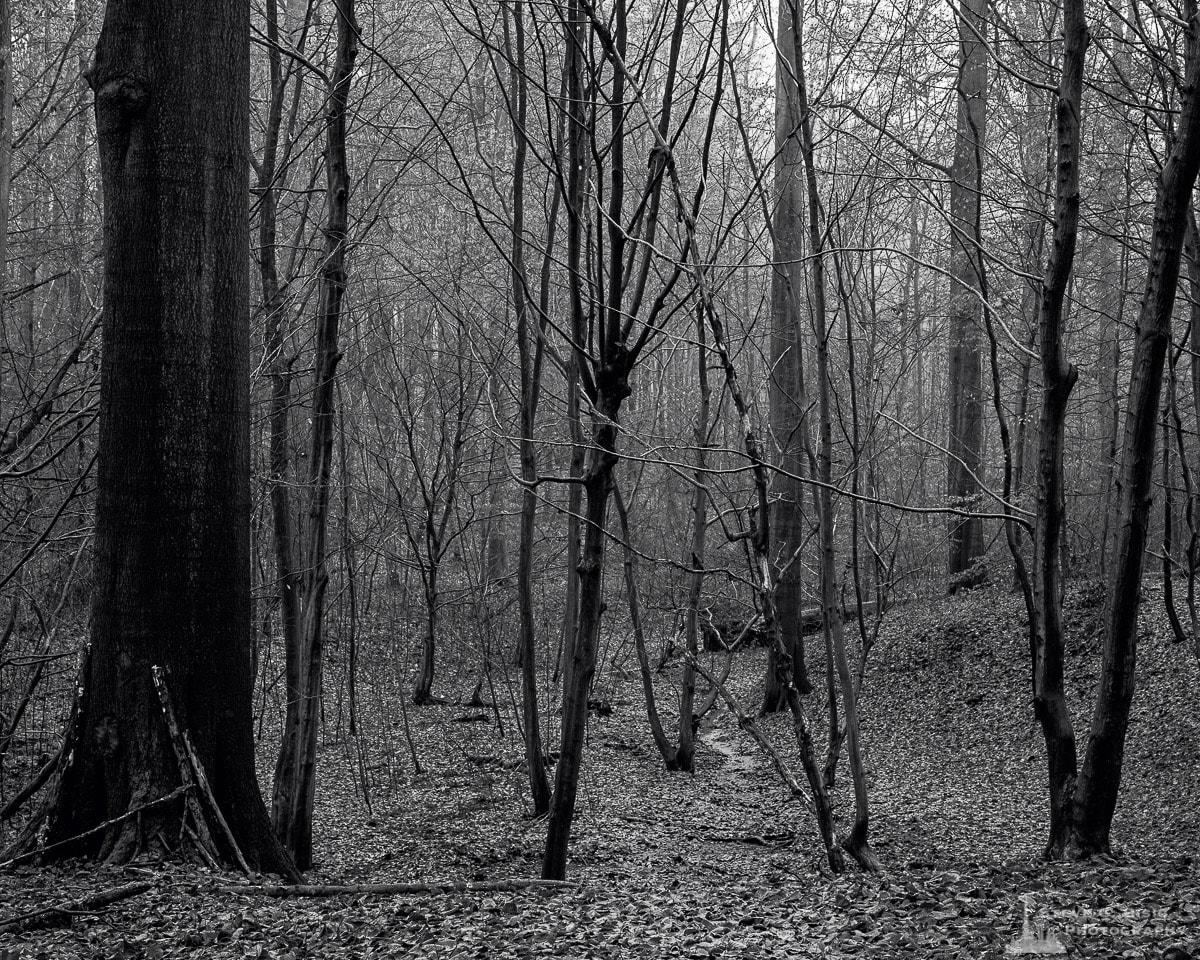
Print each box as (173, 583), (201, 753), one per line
(788, 0), (875, 869)
(676, 307), (710, 773)
(1030, 0), (1086, 860)
(272, 0), (357, 872)
(505, 0), (551, 815)
(614, 479), (675, 767)
(0, 0), (9, 426)
(1070, 16), (1200, 855)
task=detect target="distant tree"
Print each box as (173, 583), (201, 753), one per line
(946, 0), (988, 589)
(6, 0), (294, 874)
(762, 0), (811, 714)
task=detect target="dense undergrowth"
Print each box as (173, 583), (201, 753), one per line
(1, 581), (1197, 958)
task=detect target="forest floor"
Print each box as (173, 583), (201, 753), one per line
(1, 581), (1198, 959)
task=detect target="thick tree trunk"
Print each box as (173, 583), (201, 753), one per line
(1069, 33), (1200, 855)
(946, 0), (989, 590)
(412, 563), (438, 704)
(14, 0), (293, 876)
(763, 0), (811, 714)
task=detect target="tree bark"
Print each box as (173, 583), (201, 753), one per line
(13, 0), (293, 876)
(763, 0), (811, 714)
(505, 0), (551, 815)
(1069, 20), (1200, 856)
(946, 0), (989, 590)
(272, 0), (357, 872)
(1029, 0), (1087, 860)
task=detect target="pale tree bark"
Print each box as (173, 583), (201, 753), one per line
(5, 0), (294, 876)
(272, 0), (357, 872)
(946, 0), (989, 589)
(675, 307), (710, 773)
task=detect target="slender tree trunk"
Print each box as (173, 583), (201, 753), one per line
(0, 0), (9, 425)
(272, 0), (357, 872)
(614, 479), (675, 766)
(1069, 22), (1200, 855)
(788, 0), (875, 869)
(676, 308), (710, 772)
(1030, 0), (1087, 860)
(505, 0), (551, 815)
(542, 390), (627, 880)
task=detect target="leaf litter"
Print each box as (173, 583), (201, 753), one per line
(1, 583), (1197, 959)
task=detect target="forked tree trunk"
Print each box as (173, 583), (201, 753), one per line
(1029, 0), (1087, 860)
(9, 0), (293, 876)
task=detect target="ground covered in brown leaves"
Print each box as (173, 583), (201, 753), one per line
(1, 583), (1198, 959)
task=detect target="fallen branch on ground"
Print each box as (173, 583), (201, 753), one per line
(0, 880), (152, 934)
(0, 785), (191, 869)
(0, 746), (61, 821)
(222, 879), (577, 897)
(689, 656), (812, 808)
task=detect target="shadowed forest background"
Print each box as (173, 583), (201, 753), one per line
(0, 0), (1199, 956)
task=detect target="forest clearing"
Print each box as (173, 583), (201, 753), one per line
(1, 586), (1197, 959)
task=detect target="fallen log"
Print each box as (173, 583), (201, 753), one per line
(222, 879), (577, 897)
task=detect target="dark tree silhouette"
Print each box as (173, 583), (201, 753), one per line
(6, 0), (294, 875)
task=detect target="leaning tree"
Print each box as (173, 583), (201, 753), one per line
(6, 0), (295, 875)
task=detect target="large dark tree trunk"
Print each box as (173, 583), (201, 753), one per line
(946, 0), (989, 590)
(10, 0), (293, 876)
(1068, 21), (1200, 856)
